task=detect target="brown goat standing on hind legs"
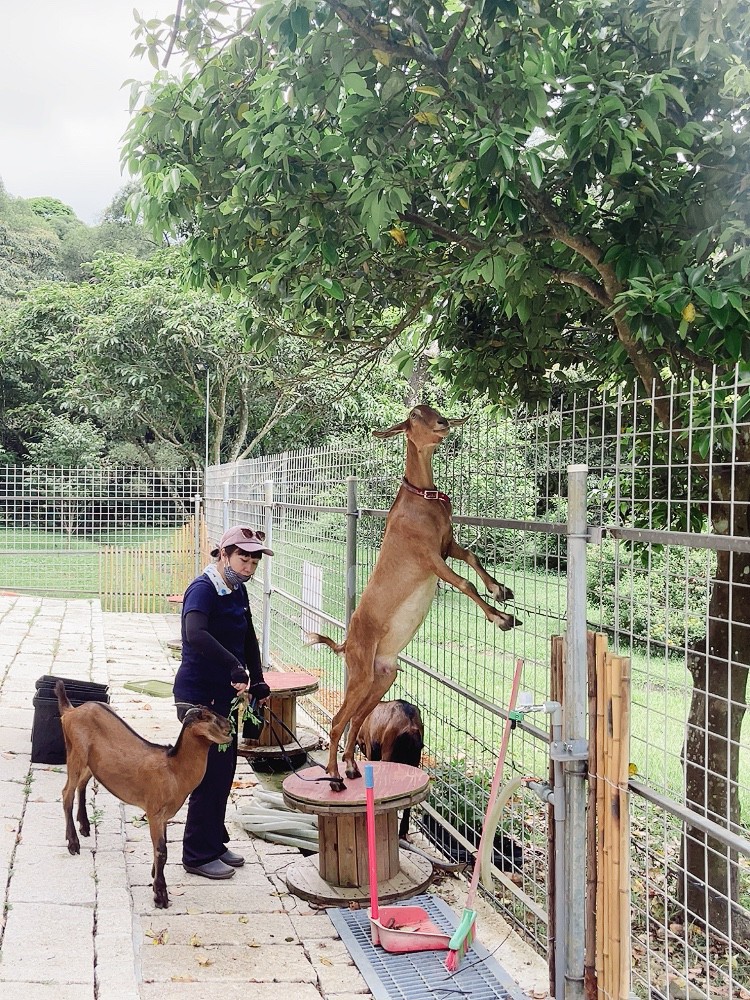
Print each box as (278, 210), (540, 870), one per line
(307, 404), (521, 790)
(55, 680), (231, 908)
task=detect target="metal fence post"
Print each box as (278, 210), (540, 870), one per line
(261, 480), (273, 669)
(564, 463), (589, 1000)
(222, 481), (230, 532)
(345, 476), (358, 627)
(193, 494), (202, 578)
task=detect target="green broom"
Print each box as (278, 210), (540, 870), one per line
(444, 657), (524, 973)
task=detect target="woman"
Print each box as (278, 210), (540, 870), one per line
(173, 525), (273, 879)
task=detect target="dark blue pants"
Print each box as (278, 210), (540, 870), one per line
(176, 705), (237, 866)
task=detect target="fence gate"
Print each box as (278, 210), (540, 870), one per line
(0, 466), (202, 611)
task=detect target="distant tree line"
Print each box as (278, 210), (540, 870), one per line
(0, 180), (429, 468)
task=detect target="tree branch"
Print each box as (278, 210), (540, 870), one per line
(440, 1), (477, 68)
(401, 211), (485, 251)
(162, 0), (184, 67)
(519, 183), (683, 429)
(548, 267), (611, 309)
(326, 2), (441, 69)
(521, 181), (606, 273)
(609, 308), (675, 428)
(236, 394), (302, 460)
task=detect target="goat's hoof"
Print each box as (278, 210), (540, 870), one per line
(328, 776), (346, 792)
(488, 582), (514, 603)
(67, 841), (80, 856)
(492, 612), (522, 630)
(344, 764), (362, 780)
(79, 825), (90, 838)
(154, 895), (169, 909)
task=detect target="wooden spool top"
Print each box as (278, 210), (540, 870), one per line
(282, 761), (430, 815)
(265, 671), (319, 697)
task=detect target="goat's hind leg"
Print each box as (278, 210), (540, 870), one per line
(61, 756), (84, 854)
(341, 669), (399, 783)
(326, 639), (380, 789)
(76, 769), (93, 839)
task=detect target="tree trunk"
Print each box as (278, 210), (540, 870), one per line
(681, 478), (750, 938)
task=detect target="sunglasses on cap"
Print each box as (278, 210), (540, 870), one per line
(238, 528), (266, 542)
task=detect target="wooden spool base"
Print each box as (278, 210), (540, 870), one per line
(237, 725), (320, 761)
(285, 848), (433, 906)
(282, 762), (431, 901)
(256, 671), (319, 747)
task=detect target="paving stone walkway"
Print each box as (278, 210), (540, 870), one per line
(0, 594), (547, 1000)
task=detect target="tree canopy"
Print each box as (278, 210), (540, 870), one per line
(0, 248), (416, 467)
(124, 0), (750, 409)
(0, 181), (157, 297)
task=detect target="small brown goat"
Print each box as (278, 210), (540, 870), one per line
(357, 700), (424, 838)
(56, 680), (231, 908)
(309, 404), (521, 787)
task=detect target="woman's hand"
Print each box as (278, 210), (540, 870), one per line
(249, 680), (271, 705)
(230, 664), (249, 693)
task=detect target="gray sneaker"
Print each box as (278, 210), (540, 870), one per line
(183, 858), (236, 879)
(220, 849), (245, 868)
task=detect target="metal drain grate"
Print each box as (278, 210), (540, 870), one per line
(327, 894), (526, 1000)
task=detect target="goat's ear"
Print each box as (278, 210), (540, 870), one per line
(448, 417), (468, 427)
(372, 420), (409, 438)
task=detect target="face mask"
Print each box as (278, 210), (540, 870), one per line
(224, 564), (253, 589)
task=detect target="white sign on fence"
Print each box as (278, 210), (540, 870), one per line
(301, 561), (323, 639)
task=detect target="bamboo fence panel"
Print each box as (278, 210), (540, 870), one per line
(617, 655), (632, 1000)
(585, 631), (603, 999)
(99, 517), (203, 612)
(591, 640), (632, 1000)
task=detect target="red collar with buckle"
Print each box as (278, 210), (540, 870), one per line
(401, 477), (452, 512)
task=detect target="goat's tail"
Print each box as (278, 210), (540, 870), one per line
(55, 679), (73, 716)
(304, 632), (345, 655)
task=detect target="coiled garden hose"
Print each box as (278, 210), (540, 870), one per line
(234, 789), (319, 853)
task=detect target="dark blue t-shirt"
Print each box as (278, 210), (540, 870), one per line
(174, 574), (249, 714)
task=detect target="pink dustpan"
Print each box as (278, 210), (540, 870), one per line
(364, 764), (450, 954)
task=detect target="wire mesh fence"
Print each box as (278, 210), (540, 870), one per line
(0, 466), (202, 608)
(207, 375), (750, 999)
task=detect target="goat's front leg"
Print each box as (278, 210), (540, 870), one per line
(433, 557), (521, 630)
(448, 539), (514, 604)
(150, 823), (169, 909)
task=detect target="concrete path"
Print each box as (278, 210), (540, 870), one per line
(0, 594), (548, 1000)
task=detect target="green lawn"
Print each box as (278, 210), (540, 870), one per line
(0, 526), (192, 609)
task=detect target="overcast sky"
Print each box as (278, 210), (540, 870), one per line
(0, 0), (176, 224)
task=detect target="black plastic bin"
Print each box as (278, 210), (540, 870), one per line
(31, 676), (110, 764)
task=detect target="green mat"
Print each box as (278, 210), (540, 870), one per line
(123, 679), (174, 698)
